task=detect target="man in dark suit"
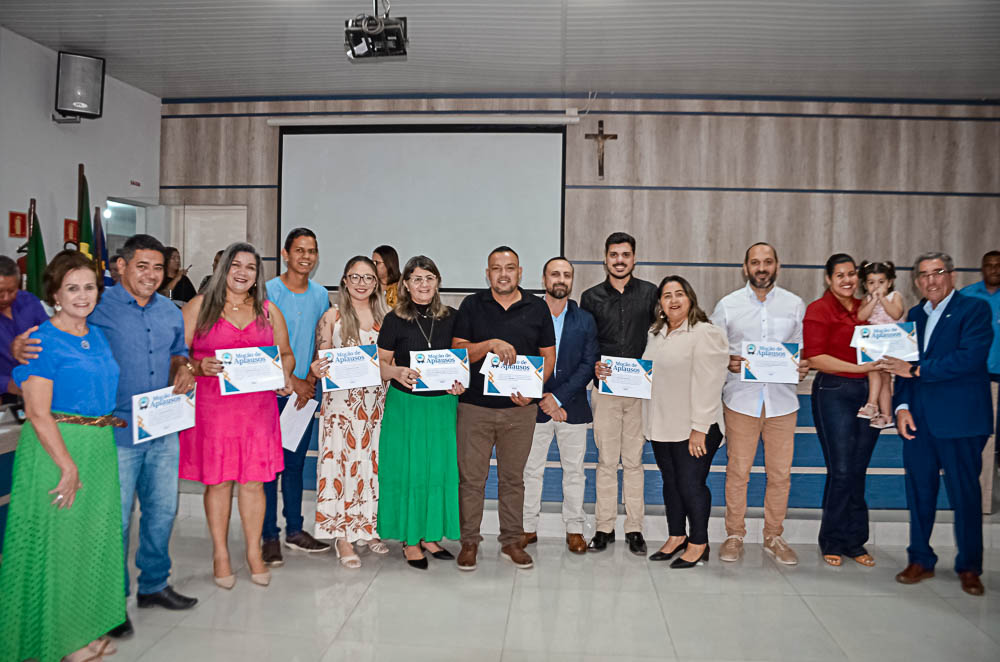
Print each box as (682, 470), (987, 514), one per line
(883, 251), (994, 596)
(521, 257), (599, 554)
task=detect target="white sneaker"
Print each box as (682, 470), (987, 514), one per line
(719, 535), (744, 562)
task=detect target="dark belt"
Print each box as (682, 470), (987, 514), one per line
(53, 413), (128, 428)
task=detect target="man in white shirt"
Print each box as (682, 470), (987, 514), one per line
(709, 243), (807, 565)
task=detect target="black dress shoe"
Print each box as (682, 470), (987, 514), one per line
(107, 615), (133, 638)
(670, 544), (710, 569)
(588, 530), (615, 552)
(420, 541), (455, 560)
(649, 540), (687, 561)
(136, 585), (198, 610)
(626, 532), (647, 556)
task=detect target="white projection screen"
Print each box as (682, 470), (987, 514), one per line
(279, 127), (565, 291)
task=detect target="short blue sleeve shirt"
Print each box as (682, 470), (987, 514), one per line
(13, 320), (119, 416)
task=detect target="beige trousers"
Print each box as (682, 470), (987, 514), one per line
(591, 389), (646, 533)
(723, 404), (797, 538)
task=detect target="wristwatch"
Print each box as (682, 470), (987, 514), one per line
(909, 364), (918, 377)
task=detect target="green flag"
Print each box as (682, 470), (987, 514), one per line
(78, 172), (93, 257)
(26, 210), (46, 299)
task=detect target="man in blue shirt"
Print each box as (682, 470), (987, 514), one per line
(14, 235), (199, 637)
(261, 228), (331, 566)
(961, 250), (1000, 447)
(0, 255), (48, 395)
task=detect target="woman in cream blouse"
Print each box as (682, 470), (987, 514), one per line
(642, 275), (729, 569)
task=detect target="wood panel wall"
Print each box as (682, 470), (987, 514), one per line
(160, 97), (1000, 306)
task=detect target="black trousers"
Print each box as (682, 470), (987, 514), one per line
(651, 424), (723, 545)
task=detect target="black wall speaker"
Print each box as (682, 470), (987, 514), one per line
(55, 52), (105, 119)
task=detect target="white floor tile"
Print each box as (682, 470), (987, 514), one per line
(648, 544), (797, 596)
(134, 626), (332, 662)
(503, 585), (675, 658)
(322, 641), (502, 662)
(660, 594), (847, 661)
(804, 595), (1000, 662)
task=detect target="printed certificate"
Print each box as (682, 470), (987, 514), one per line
(217, 346), (285, 395)
(851, 322), (918, 363)
(132, 386), (196, 444)
(320, 344), (382, 391)
(411, 349), (469, 392)
(598, 356), (653, 399)
(740, 342), (800, 384)
(482, 353), (544, 398)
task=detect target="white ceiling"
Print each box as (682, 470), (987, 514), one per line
(1, 0), (998, 101)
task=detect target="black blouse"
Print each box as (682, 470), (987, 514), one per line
(377, 304), (458, 396)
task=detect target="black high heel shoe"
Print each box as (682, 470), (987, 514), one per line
(670, 544), (710, 569)
(403, 544), (428, 570)
(649, 539), (688, 561)
(420, 540), (455, 560)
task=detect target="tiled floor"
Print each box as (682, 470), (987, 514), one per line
(109, 504), (1000, 662)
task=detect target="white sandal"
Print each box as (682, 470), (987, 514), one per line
(335, 540), (361, 569)
(366, 539), (389, 555)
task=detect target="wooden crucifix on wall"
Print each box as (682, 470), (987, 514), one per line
(584, 120), (617, 180)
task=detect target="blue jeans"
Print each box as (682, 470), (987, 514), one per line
(117, 432), (180, 596)
(811, 373), (881, 558)
(263, 395), (315, 541)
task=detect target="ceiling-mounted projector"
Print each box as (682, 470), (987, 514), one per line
(345, 0), (407, 62)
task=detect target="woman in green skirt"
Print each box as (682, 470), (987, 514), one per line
(0, 250), (125, 661)
(376, 255), (463, 569)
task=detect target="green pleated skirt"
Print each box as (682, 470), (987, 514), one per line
(0, 421), (126, 662)
(376, 387), (460, 545)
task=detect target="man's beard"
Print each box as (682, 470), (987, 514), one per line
(749, 271), (775, 289)
(607, 263), (634, 280)
(546, 284), (570, 299)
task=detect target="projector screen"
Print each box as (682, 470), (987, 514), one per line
(279, 126), (564, 291)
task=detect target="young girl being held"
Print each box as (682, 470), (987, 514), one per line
(856, 260), (905, 428)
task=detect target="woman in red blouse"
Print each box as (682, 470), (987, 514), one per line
(802, 254), (885, 568)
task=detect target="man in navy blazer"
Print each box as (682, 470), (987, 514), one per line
(521, 257), (599, 554)
(883, 251), (993, 596)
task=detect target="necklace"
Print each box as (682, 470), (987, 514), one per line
(414, 313), (435, 349)
(226, 297), (249, 312)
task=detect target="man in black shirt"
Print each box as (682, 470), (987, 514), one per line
(580, 232), (659, 554)
(452, 247), (556, 571)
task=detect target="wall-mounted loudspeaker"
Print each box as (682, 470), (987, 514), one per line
(55, 52), (105, 119)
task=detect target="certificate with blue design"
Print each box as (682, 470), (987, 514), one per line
(739, 342), (800, 384)
(482, 353), (544, 398)
(598, 356), (653, 399)
(216, 346), (286, 395)
(319, 344), (382, 391)
(410, 349), (469, 392)
(850, 322), (918, 363)
(132, 385), (196, 444)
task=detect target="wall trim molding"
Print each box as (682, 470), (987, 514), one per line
(565, 184), (1000, 198)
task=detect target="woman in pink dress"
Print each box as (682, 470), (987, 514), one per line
(310, 256), (388, 568)
(180, 242), (295, 588)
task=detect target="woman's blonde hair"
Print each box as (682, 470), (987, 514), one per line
(337, 255), (387, 344)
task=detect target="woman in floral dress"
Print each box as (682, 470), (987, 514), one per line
(311, 255), (389, 568)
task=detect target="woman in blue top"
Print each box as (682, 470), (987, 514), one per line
(0, 250), (125, 662)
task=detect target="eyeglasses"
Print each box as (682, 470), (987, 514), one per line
(346, 273), (376, 284)
(408, 275), (438, 286)
(916, 269), (952, 281)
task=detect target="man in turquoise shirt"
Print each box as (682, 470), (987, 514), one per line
(262, 228), (331, 565)
(961, 250), (1000, 451)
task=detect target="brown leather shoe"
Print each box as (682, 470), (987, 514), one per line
(895, 563), (934, 585)
(959, 571), (984, 596)
(457, 543), (478, 572)
(500, 543), (534, 569)
(566, 533), (587, 554)
(521, 532), (538, 547)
